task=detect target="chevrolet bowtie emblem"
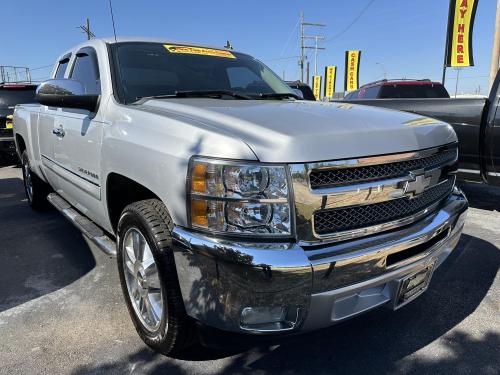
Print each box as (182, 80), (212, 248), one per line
(403, 171), (431, 198)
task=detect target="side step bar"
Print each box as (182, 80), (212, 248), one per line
(47, 193), (117, 257)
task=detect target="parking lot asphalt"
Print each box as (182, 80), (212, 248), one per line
(0, 162), (498, 375)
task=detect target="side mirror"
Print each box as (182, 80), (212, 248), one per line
(35, 79), (99, 112)
(292, 88), (304, 100)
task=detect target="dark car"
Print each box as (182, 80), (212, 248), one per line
(286, 80), (316, 101)
(0, 83), (37, 162)
(344, 79), (450, 100)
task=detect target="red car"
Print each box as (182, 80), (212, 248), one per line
(344, 79), (450, 99)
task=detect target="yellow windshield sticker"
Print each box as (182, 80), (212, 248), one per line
(164, 44), (236, 59)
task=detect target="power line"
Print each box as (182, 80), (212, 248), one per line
(262, 55), (300, 62)
(29, 64), (53, 71)
(324, 0), (376, 43)
(280, 17), (301, 57)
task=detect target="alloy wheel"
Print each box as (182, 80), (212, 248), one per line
(122, 227), (164, 332)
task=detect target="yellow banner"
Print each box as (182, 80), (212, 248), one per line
(324, 66), (336, 98)
(344, 50), (361, 92)
(446, 0), (478, 67)
(313, 75), (322, 101)
(164, 44), (236, 59)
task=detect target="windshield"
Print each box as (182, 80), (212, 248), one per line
(111, 42), (295, 104)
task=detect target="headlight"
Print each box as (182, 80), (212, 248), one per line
(188, 157), (292, 236)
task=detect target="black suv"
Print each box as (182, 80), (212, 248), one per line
(344, 79), (450, 99)
(0, 83), (37, 162)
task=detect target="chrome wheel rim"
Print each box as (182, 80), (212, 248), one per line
(22, 157), (33, 202)
(122, 227), (163, 332)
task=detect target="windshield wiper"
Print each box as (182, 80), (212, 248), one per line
(258, 92), (300, 100)
(135, 90), (252, 102)
(175, 90), (252, 99)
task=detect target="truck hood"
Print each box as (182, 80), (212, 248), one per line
(137, 99), (457, 163)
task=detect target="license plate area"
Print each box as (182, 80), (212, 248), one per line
(395, 261), (436, 308)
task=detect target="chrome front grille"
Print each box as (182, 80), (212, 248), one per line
(290, 144), (458, 245)
(313, 178), (455, 234)
(309, 148), (457, 188)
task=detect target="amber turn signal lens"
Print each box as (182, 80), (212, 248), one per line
(191, 163), (207, 193)
(191, 199), (208, 227)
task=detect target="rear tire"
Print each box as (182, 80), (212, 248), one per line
(117, 199), (196, 355)
(21, 150), (50, 210)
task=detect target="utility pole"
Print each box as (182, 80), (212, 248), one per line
(454, 67), (461, 97)
(299, 12), (326, 82)
(306, 61), (310, 86)
(78, 18), (95, 40)
(489, 0), (500, 90)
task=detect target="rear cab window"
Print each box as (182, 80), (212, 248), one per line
(379, 84), (450, 98)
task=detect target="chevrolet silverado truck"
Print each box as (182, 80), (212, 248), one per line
(13, 37), (468, 355)
(341, 69), (500, 186)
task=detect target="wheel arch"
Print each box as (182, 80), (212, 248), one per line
(106, 173), (166, 233)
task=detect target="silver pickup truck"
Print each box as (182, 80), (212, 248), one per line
(13, 37), (468, 355)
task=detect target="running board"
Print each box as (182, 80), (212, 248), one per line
(47, 193), (117, 257)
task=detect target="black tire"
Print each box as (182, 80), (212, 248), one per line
(117, 199), (196, 355)
(21, 150), (50, 210)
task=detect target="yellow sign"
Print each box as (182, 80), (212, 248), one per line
(344, 50), (361, 92)
(313, 75), (322, 100)
(164, 44), (236, 59)
(446, 0), (478, 67)
(324, 66), (337, 98)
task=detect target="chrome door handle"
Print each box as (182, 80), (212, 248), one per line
(52, 126), (65, 138)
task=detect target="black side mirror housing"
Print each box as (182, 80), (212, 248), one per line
(35, 79), (99, 112)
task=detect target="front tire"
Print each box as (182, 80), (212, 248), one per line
(21, 150), (50, 210)
(117, 199), (196, 355)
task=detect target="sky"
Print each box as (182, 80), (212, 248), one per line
(1, 0), (498, 95)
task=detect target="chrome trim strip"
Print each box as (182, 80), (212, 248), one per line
(41, 154), (100, 187)
(190, 193), (288, 204)
(458, 168), (480, 174)
(302, 167), (444, 211)
(307, 145), (456, 172)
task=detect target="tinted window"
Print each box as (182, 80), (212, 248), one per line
(54, 58), (70, 79)
(378, 84), (449, 98)
(112, 42), (294, 103)
(363, 86), (379, 99)
(70, 52), (100, 94)
(344, 90), (359, 99)
(0, 86), (37, 109)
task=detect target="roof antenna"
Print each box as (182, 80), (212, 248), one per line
(108, 0), (118, 42)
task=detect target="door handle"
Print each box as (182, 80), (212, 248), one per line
(52, 126), (65, 138)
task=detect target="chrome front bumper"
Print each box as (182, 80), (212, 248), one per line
(171, 191), (468, 334)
